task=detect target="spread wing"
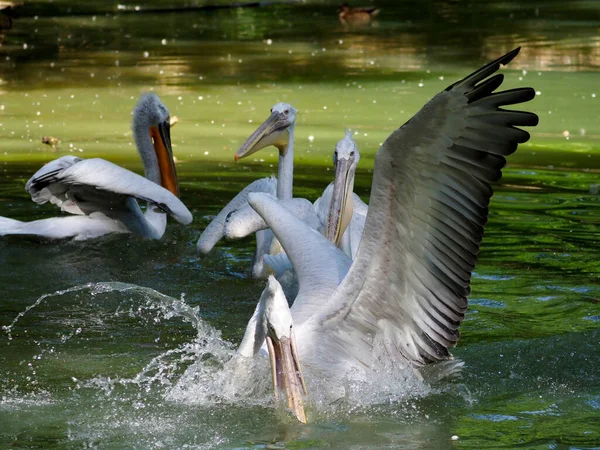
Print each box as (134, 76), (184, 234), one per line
(25, 156), (192, 225)
(313, 47), (538, 366)
(196, 176), (277, 254)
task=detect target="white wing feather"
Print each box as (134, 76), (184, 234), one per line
(196, 176), (277, 254)
(25, 157), (192, 225)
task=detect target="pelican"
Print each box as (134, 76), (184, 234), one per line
(0, 93), (192, 240)
(235, 47), (538, 423)
(223, 131), (368, 265)
(197, 103), (297, 278)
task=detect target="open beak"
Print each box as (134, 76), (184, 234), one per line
(150, 119), (179, 197)
(266, 333), (308, 423)
(235, 111), (289, 161)
(326, 158), (354, 246)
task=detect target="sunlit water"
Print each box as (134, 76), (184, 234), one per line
(1, 0), (600, 448)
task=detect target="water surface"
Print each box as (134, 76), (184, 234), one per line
(0, 1), (599, 448)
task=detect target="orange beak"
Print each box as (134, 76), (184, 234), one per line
(149, 120), (179, 197)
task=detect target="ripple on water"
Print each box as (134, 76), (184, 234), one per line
(585, 396), (600, 410)
(470, 298), (506, 309)
(582, 315), (599, 322)
(469, 413), (519, 422)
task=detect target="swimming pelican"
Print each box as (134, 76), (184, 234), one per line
(196, 103), (296, 278)
(0, 93), (192, 240)
(224, 131), (368, 263)
(236, 47), (539, 423)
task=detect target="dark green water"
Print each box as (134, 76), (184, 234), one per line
(1, 1), (599, 448)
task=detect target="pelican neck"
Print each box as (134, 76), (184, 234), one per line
(132, 121), (161, 185)
(277, 125), (294, 200)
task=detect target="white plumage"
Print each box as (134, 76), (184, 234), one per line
(237, 48), (539, 422)
(0, 94), (192, 240)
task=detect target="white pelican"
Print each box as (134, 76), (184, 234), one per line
(235, 47), (539, 423)
(196, 103), (297, 278)
(223, 131), (368, 271)
(0, 93), (192, 240)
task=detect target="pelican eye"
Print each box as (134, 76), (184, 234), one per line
(284, 109), (289, 114)
(350, 151), (355, 157)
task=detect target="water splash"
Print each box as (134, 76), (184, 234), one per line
(2, 283), (92, 340)
(1, 280), (462, 430)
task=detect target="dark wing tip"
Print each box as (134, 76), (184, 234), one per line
(446, 47), (523, 93)
(498, 47), (521, 67)
(520, 87), (537, 104)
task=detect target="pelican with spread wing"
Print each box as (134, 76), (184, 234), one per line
(0, 94), (192, 240)
(235, 48), (538, 423)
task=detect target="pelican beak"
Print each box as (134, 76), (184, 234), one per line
(235, 111), (290, 161)
(266, 332), (308, 423)
(326, 157), (354, 246)
(150, 119), (179, 197)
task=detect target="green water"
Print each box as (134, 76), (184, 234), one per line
(1, 0), (599, 448)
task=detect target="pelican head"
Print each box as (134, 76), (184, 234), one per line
(326, 131), (360, 245)
(235, 103), (297, 161)
(261, 276), (307, 423)
(132, 93), (179, 197)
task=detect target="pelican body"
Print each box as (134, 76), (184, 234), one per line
(237, 47), (539, 423)
(0, 94), (192, 240)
